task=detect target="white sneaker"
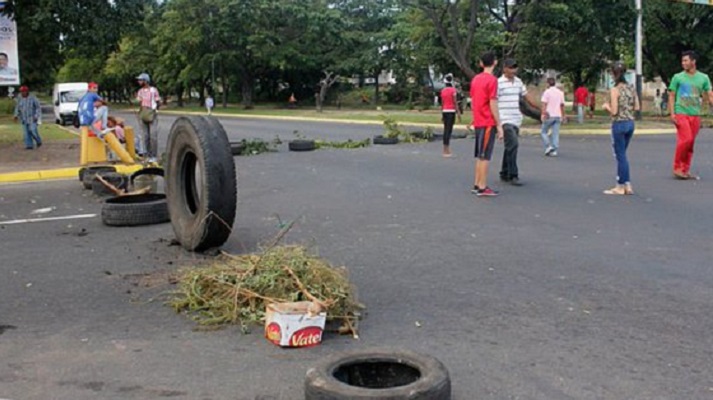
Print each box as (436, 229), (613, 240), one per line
(545, 146), (554, 156)
(550, 150), (558, 157)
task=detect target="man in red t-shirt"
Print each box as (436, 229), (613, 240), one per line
(440, 74), (461, 157)
(574, 85), (589, 124)
(469, 51), (504, 197)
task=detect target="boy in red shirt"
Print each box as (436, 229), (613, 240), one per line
(470, 51), (504, 197)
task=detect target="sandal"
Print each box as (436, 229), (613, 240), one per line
(625, 183), (634, 195)
(603, 186), (627, 195)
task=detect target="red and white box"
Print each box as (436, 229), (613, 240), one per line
(265, 301), (327, 348)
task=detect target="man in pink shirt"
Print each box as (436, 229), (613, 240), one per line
(540, 77), (566, 156)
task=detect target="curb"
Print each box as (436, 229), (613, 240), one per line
(158, 110), (674, 135)
(0, 164), (145, 185)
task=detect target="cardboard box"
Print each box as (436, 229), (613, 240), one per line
(265, 301), (327, 348)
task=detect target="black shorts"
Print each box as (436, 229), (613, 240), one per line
(474, 126), (497, 160)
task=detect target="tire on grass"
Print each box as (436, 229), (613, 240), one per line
(305, 348), (451, 400)
(165, 116), (237, 252)
(91, 172), (128, 196)
(373, 135), (399, 145)
(101, 194), (170, 226)
(289, 139), (316, 152)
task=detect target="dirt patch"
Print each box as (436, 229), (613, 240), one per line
(0, 139), (80, 174)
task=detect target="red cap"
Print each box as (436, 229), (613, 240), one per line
(88, 82), (98, 89)
(19, 85), (29, 92)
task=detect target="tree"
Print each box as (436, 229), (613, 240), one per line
(642, 0), (713, 85)
(516, 0), (633, 88)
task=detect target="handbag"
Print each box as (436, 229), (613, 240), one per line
(139, 106), (156, 124)
(138, 88), (157, 123)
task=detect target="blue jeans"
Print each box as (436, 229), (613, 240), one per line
(540, 117), (561, 151)
(577, 105), (584, 124)
(22, 122), (42, 149)
(611, 120), (635, 184)
(87, 106), (109, 138)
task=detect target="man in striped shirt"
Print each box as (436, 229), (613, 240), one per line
(136, 73), (162, 161)
(497, 59), (538, 185)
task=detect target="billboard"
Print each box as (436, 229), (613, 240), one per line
(0, 11), (19, 86)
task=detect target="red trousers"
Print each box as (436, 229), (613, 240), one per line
(673, 115), (701, 174)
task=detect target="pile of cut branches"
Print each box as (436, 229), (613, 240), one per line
(169, 245), (363, 335)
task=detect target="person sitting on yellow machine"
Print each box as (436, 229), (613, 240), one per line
(78, 82), (113, 138)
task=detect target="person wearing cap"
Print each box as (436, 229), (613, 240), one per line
(540, 76), (566, 157)
(602, 61), (638, 195)
(135, 72), (162, 161)
(78, 82), (112, 138)
(497, 59), (538, 186)
(13, 86), (43, 149)
(439, 73), (461, 157)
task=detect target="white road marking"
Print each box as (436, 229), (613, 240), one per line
(0, 213), (96, 225)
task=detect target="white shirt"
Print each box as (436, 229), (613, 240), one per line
(497, 75), (527, 127)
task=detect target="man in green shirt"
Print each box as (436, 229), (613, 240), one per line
(668, 50), (711, 179)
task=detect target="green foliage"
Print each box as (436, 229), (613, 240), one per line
(516, 0), (633, 87)
(381, 116), (430, 143)
(0, 99), (16, 115)
(237, 137), (280, 156)
(315, 138), (371, 149)
(642, 0), (713, 84)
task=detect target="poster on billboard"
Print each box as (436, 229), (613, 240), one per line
(0, 11), (19, 86)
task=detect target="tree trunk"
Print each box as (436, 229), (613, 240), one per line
(176, 83), (184, 107)
(373, 74), (380, 105)
(221, 77), (228, 108)
(241, 75), (254, 109)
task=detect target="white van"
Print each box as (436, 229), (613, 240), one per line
(53, 82), (88, 125)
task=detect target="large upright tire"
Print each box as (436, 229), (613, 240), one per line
(305, 349), (451, 400)
(165, 116), (237, 252)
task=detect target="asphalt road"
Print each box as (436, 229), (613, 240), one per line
(1, 116), (712, 400)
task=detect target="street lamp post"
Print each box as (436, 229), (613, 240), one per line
(635, 0), (643, 120)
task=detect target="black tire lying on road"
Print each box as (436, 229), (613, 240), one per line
(289, 139), (316, 152)
(373, 135), (399, 145)
(79, 165), (116, 184)
(305, 348), (451, 400)
(165, 116), (237, 252)
(230, 141), (246, 156)
(101, 194), (170, 226)
(91, 172), (128, 196)
(82, 168), (119, 190)
(451, 131), (467, 139)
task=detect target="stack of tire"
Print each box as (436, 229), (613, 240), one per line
(101, 168), (170, 227)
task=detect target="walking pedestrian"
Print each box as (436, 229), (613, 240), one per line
(540, 77), (566, 156)
(205, 95), (214, 115)
(497, 59), (538, 186)
(602, 61), (639, 195)
(440, 74), (461, 157)
(653, 89), (663, 116)
(469, 51), (504, 197)
(574, 85), (589, 124)
(13, 85), (42, 149)
(135, 72), (162, 162)
(661, 89), (669, 115)
(588, 90), (596, 119)
(668, 50), (711, 180)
